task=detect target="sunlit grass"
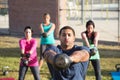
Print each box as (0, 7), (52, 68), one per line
(99, 44), (120, 50)
(0, 36), (120, 80)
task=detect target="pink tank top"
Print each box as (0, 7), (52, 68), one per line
(19, 38), (39, 66)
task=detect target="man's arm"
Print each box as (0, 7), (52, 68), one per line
(70, 50), (90, 63)
(44, 50), (57, 64)
(43, 46), (90, 70)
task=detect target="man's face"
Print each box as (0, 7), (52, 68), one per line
(59, 29), (75, 47)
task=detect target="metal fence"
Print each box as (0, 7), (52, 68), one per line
(0, 0), (120, 43)
(59, 0), (120, 43)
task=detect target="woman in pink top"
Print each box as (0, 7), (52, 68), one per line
(18, 26), (40, 80)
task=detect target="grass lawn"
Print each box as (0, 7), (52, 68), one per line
(0, 35), (120, 80)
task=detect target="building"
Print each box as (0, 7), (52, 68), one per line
(8, 0), (59, 37)
(0, 0), (119, 42)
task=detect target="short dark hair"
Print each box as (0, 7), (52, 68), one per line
(59, 26), (75, 36)
(24, 26), (33, 32)
(43, 13), (50, 17)
(86, 20), (95, 28)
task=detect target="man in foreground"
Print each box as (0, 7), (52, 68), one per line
(43, 26), (90, 80)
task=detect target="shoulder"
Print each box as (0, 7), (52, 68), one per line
(93, 31), (99, 36)
(50, 22), (54, 25)
(81, 31), (87, 38)
(47, 45), (57, 50)
(19, 38), (25, 42)
(40, 23), (43, 26)
(93, 30), (99, 33)
(50, 22), (55, 26)
(19, 38), (27, 45)
(81, 31), (86, 33)
(46, 45), (59, 52)
(81, 31), (86, 35)
(31, 38), (37, 42)
(40, 23), (45, 28)
(75, 45), (90, 52)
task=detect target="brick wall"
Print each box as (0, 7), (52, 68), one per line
(8, 0), (59, 37)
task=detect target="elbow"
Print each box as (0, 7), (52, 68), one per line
(81, 51), (90, 62)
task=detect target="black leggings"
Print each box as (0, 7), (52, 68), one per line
(18, 66), (40, 80)
(90, 59), (101, 80)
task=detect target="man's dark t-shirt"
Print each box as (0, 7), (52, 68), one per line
(45, 45), (90, 80)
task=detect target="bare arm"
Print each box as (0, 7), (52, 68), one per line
(39, 23), (44, 33)
(94, 32), (99, 47)
(70, 50), (90, 63)
(44, 50), (57, 64)
(39, 59), (44, 70)
(44, 49), (90, 64)
(19, 40), (25, 55)
(81, 32), (90, 47)
(47, 23), (55, 35)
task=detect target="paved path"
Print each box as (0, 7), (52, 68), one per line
(67, 20), (119, 43)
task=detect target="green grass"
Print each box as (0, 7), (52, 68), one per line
(0, 35), (120, 80)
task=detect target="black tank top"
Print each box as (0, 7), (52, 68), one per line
(85, 31), (95, 44)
